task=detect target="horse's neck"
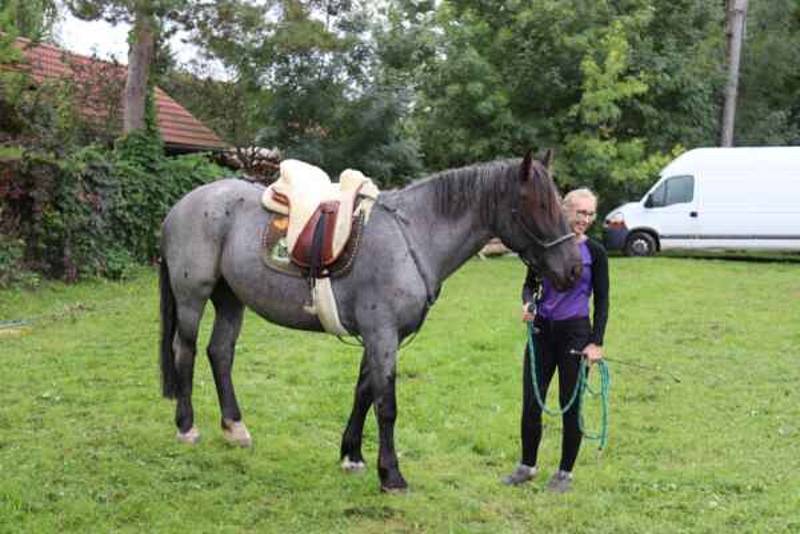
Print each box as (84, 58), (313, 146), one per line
(391, 182), (493, 283)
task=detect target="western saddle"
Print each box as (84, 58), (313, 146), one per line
(262, 159), (379, 277)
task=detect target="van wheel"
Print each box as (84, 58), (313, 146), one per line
(625, 232), (656, 256)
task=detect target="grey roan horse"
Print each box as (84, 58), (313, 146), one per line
(159, 149), (581, 491)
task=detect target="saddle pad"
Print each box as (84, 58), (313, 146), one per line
(261, 215), (304, 278)
(260, 209), (368, 279)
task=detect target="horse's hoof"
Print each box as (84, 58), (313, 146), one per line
(380, 483), (409, 494)
(176, 426), (201, 445)
(380, 475), (408, 494)
(341, 455), (367, 473)
(222, 420), (252, 448)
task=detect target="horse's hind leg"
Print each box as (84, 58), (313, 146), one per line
(340, 351), (373, 472)
(173, 295), (208, 444)
(207, 278), (251, 447)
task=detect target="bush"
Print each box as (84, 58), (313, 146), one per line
(0, 236), (40, 288)
(0, 139), (228, 282)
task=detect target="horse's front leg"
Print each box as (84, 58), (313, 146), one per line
(340, 350), (373, 472)
(362, 328), (407, 492)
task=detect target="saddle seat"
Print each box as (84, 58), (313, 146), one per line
(262, 159), (379, 272)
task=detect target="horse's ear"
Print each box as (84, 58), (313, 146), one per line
(542, 148), (555, 173)
(520, 149), (533, 182)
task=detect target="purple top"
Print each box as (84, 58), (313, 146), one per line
(537, 239), (592, 320)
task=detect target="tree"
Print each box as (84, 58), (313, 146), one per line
(407, 3), (520, 169)
(64, 0), (266, 135)
(163, 0), (273, 155)
(560, 19), (676, 216)
(720, 0), (748, 146)
(0, 3), (24, 139)
(735, 0), (800, 145)
(623, 0), (725, 151)
(176, 0), (421, 185)
(388, 0), (729, 211)
(65, 1), (169, 133)
(0, 0), (58, 40)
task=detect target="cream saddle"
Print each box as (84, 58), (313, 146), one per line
(261, 159), (379, 273)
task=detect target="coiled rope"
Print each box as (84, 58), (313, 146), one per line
(526, 322), (611, 449)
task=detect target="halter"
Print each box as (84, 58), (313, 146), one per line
(509, 169), (575, 253)
(511, 207), (575, 251)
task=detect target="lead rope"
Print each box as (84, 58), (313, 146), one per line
(525, 295), (611, 450)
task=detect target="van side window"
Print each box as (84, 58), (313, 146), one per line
(650, 175), (694, 207)
(650, 182), (667, 206)
(666, 175), (694, 205)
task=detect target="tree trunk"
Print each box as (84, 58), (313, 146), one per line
(123, 12), (156, 133)
(720, 0), (748, 147)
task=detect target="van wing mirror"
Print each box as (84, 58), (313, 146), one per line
(644, 194), (654, 208)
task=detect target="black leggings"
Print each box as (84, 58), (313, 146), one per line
(520, 317), (591, 472)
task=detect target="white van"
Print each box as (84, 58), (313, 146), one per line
(603, 147), (800, 256)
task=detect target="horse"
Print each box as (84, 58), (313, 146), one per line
(158, 149), (581, 492)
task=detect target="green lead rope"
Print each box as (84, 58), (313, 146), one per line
(527, 322), (611, 450)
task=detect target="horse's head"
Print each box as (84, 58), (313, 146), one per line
(496, 149), (582, 290)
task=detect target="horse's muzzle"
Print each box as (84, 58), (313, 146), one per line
(551, 262), (582, 291)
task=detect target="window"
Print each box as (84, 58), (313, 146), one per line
(648, 175), (694, 207)
(665, 175), (694, 205)
(650, 181), (667, 206)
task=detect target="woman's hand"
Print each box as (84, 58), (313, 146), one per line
(521, 303), (535, 322)
(582, 343), (603, 363)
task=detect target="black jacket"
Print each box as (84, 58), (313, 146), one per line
(521, 237), (609, 346)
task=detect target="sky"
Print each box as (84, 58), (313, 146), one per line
(56, 12), (228, 82)
(57, 13), (200, 67)
(57, 14), (132, 63)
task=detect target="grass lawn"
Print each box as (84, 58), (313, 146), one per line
(1, 256), (798, 532)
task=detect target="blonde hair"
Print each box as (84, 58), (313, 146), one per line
(563, 188), (597, 208)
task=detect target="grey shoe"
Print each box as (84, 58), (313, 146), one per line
(502, 464), (538, 486)
(546, 470), (573, 493)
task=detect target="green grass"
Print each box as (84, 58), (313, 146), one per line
(0, 145), (22, 161)
(1, 257), (799, 532)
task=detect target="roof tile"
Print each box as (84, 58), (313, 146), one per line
(9, 37), (227, 151)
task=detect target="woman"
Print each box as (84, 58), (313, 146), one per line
(503, 188), (609, 493)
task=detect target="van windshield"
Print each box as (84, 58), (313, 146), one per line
(648, 175), (694, 207)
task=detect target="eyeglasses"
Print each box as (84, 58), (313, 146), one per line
(575, 209), (596, 220)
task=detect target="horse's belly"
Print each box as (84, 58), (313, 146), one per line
(220, 245), (327, 333)
(247, 297), (326, 333)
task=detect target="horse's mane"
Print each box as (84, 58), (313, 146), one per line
(387, 158), (561, 226)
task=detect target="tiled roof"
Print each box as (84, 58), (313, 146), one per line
(9, 37), (227, 151)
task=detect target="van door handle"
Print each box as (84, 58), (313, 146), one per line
(690, 211), (698, 218)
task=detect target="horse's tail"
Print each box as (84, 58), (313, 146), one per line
(159, 258), (179, 399)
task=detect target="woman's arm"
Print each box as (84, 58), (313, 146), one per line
(521, 266), (541, 322)
(521, 266), (540, 304)
(588, 239), (609, 346)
